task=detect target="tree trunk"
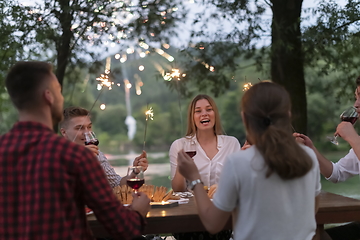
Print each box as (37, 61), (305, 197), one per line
(55, 0), (73, 88)
(271, 0), (307, 134)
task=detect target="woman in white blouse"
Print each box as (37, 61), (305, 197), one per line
(170, 94), (240, 240)
(169, 94), (241, 192)
(177, 82), (321, 240)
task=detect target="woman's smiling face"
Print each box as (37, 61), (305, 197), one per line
(194, 99), (216, 131)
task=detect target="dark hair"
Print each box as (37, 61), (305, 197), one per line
(241, 82), (312, 180)
(356, 76), (360, 86)
(5, 61), (53, 110)
(59, 106), (90, 129)
(186, 94), (224, 137)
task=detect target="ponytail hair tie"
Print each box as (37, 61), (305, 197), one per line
(263, 116), (272, 126)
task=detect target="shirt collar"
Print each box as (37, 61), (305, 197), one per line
(189, 134), (223, 148)
(12, 121), (54, 133)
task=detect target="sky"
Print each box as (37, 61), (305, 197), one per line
(17, 0), (348, 58)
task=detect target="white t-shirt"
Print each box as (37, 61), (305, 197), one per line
(213, 145), (321, 240)
(169, 135), (241, 187)
(326, 148), (360, 183)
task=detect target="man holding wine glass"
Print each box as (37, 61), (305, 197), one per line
(0, 61), (150, 240)
(294, 76), (360, 240)
(60, 106), (149, 188)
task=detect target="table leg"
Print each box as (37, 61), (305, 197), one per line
(312, 224), (322, 240)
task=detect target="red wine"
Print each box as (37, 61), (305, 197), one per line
(341, 116), (358, 125)
(85, 140), (99, 146)
(127, 179), (144, 190)
(186, 151), (196, 158)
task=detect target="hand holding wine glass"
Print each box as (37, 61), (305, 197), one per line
(127, 166), (144, 194)
(84, 131), (99, 146)
(327, 106), (358, 145)
(183, 140), (196, 158)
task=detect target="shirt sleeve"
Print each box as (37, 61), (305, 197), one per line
(213, 154), (239, 212)
(98, 151), (122, 188)
(308, 148), (322, 196)
(326, 148), (360, 183)
(230, 136), (241, 151)
(75, 147), (144, 239)
(169, 139), (182, 180)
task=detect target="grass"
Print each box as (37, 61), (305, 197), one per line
(146, 175), (172, 189)
(108, 154), (169, 167)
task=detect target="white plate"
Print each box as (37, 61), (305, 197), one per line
(174, 192), (194, 198)
(168, 198), (189, 204)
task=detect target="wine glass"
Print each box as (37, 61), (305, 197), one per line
(127, 166), (144, 194)
(327, 106), (358, 145)
(84, 131), (99, 146)
(183, 139), (196, 158)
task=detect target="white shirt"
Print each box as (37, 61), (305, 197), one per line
(326, 148), (360, 183)
(169, 135), (241, 187)
(213, 145), (321, 240)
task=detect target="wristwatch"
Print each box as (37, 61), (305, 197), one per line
(188, 179), (203, 190)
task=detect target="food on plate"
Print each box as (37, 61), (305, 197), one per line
(113, 184), (180, 204)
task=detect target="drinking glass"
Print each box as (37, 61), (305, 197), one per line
(327, 106), (358, 145)
(127, 166), (144, 194)
(84, 131), (99, 146)
(183, 140), (196, 158)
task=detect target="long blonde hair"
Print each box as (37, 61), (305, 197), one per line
(241, 82), (312, 180)
(186, 94), (224, 137)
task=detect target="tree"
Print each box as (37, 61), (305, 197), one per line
(164, 0), (354, 134)
(302, 0), (360, 99)
(161, 0), (308, 132)
(0, 1), (35, 133)
(9, 0), (186, 87)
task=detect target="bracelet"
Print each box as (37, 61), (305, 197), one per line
(188, 179), (203, 190)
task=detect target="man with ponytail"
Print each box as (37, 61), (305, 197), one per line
(177, 81), (321, 240)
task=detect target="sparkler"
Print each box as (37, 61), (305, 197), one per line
(143, 106), (154, 150)
(72, 57), (113, 143)
(243, 82), (253, 91)
(163, 68), (185, 135)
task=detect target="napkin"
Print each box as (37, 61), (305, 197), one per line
(174, 192), (194, 198)
(168, 198), (189, 204)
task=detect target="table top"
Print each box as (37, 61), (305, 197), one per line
(88, 190), (360, 236)
(316, 191), (360, 224)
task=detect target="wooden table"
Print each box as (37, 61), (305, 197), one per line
(314, 191), (360, 239)
(88, 191), (360, 238)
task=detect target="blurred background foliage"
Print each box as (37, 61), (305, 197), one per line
(1, 0), (360, 154)
(0, 43), (357, 154)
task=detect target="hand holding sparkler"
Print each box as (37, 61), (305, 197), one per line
(143, 106), (154, 150)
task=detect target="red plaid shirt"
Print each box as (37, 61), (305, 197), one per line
(0, 122), (144, 240)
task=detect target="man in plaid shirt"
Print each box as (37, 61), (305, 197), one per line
(0, 61), (150, 240)
(59, 106), (149, 188)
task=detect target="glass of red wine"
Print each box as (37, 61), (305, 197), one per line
(127, 166), (144, 194)
(84, 131), (99, 146)
(327, 106), (358, 145)
(183, 140), (196, 158)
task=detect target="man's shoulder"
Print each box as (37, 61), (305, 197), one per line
(43, 133), (94, 158)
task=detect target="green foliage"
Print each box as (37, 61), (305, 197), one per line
(95, 104), (128, 136)
(218, 91), (246, 144)
(303, 0), (360, 100)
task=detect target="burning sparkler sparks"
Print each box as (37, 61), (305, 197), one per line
(243, 82), (253, 91)
(143, 106), (154, 150)
(163, 68), (183, 81)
